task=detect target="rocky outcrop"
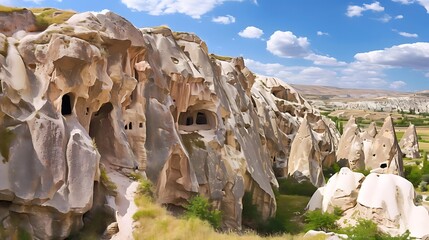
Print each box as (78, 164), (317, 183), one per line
(0, 9), (340, 238)
(399, 124), (420, 159)
(308, 168), (429, 238)
(336, 116), (403, 176)
(0, 8), (37, 36)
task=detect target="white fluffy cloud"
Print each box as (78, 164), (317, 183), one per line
(121, 0), (241, 19)
(266, 31), (345, 66)
(266, 31), (310, 58)
(390, 81), (407, 89)
(378, 14), (392, 22)
(238, 26), (264, 39)
(398, 31), (418, 38)
(395, 15), (404, 19)
(355, 42), (429, 69)
(346, 1), (384, 17)
(212, 15), (236, 24)
(392, 0), (429, 13)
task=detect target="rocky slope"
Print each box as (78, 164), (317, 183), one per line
(0, 10), (339, 239)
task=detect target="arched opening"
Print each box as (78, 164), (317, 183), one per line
(61, 94), (72, 115)
(380, 163), (387, 168)
(195, 112), (207, 125)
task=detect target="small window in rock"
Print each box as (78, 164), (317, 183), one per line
(196, 112), (208, 125)
(373, 154), (376, 157)
(186, 116), (193, 126)
(171, 57), (179, 64)
(128, 122), (133, 130)
(125, 125), (128, 130)
(85, 107), (89, 115)
(61, 94), (72, 115)
(380, 163), (387, 168)
(139, 123), (143, 128)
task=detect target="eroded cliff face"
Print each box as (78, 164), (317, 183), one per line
(0, 10), (339, 239)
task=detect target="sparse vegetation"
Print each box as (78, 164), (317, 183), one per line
(0, 5), (25, 12)
(340, 219), (412, 240)
(30, 8), (75, 31)
(184, 195), (222, 229)
(99, 167), (117, 195)
(210, 53), (233, 62)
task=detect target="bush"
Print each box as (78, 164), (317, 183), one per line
(341, 219), (411, 240)
(404, 165), (422, 187)
(304, 209), (340, 232)
(416, 195), (423, 205)
(137, 179), (154, 199)
(422, 174), (429, 183)
(420, 181), (428, 192)
(277, 178), (317, 197)
(184, 196), (222, 229)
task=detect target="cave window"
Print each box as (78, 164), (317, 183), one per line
(186, 116), (193, 126)
(61, 94), (72, 115)
(380, 163), (387, 168)
(196, 112), (208, 125)
(128, 122), (133, 130)
(139, 123), (143, 128)
(125, 125), (128, 130)
(171, 57), (179, 64)
(85, 107), (89, 115)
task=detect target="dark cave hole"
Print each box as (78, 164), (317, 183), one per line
(61, 94), (72, 115)
(196, 112), (207, 125)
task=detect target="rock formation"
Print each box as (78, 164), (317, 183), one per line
(0, 9), (339, 239)
(399, 124), (420, 159)
(308, 168), (429, 238)
(336, 116), (403, 176)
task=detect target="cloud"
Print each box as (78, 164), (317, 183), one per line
(390, 81), (407, 89)
(317, 31), (329, 36)
(346, 1), (384, 17)
(23, 0), (44, 3)
(212, 15), (236, 24)
(90, 9), (111, 15)
(392, 0), (429, 13)
(398, 31), (418, 38)
(355, 42), (429, 69)
(395, 14), (404, 19)
(244, 58), (388, 88)
(120, 0), (243, 19)
(266, 31), (310, 58)
(238, 26), (264, 39)
(305, 54), (347, 66)
(378, 14), (392, 22)
(266, 31), (345, 66)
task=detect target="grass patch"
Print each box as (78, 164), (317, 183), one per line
(181, 132), (206, 155)
(0, 5), (25, 13)
(30, 8), (75, 31)
(277, 178), (317, 197)
(275, 195), (311, 234)
(133, 182), (308, 240)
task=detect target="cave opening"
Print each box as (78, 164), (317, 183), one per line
(61, 94), (72, 115)
(186, 116), (193, 126)
(196, 112), (207, 125)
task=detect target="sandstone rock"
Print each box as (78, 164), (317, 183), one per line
(0, 9), (339, 238)
(310, 169), (429, 238)
(399, 124), (420, 159)
(336, 116), (364, 169)
(366, 116), (403, 175)
(0, 9), (37, 37)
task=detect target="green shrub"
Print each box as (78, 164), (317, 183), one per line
(99, 167), (117, 195)
(416, 195), (423, 205)
(341, 219), (412, 240)
(184, 195), (222, 229)
(404, 165), (422, 187)
(419, 181), (428, 192)
(304, 209), (340, 232)
(137, 179), (154, 199)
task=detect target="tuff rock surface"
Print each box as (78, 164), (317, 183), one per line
(336, 116), (404, 176)
(0, 10), (339, 239)
(399, 124), (421, 159)
(308, 168), (429, 238)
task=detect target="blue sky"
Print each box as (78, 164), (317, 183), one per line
(3, 0), (429, 91)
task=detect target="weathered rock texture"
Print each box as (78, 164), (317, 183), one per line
(0, 9), (37, 36)
(336, 116), (404, 176)
(308, 168), (429, 238)
(0, 10), (339, 239)
(399, 124), (420, 159)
